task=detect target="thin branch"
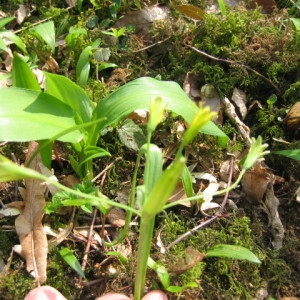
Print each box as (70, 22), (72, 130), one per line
(166, 154), (236, 250)
(184, 39), (280, 93)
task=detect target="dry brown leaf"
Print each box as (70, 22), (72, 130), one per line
(15, 141), (48, 283)
(242, 162), (284, 249)
(169, 247), (205, 274)
(231, 88), (247, 120)
(242, 162), (272, 204)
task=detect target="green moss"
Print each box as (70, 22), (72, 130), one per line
(0, 269), (33, 300)
(158, 213), (264, 298)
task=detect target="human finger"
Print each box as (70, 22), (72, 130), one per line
(24, 286), (67, 300)
(95, 292), (131, 300)
(142, 290), (168, 300)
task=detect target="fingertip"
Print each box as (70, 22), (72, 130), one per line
(142, 290), (168, 300)
(95, 292), (131, 300)
(24, 286), (67, 300)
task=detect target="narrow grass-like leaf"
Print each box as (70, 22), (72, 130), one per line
(0, 155), (45, 182)
(59, 247), (86, 278)
(205, 244), (261, 263)
(272, 149), (300, 161)
(107, 251), (128, 265)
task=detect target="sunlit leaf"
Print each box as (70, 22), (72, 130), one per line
(92, 77), (227, 146)
(206, 244), (261, 263)
(59, 247), (86, 278)
(12, 53), (40, 90)
(272, 149), (300, 161)
(30, 21), (56, 53)
(45, 72), (93, 123)
(0, 88), (83, 142)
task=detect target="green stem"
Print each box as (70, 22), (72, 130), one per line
(134, 215), (155, 300)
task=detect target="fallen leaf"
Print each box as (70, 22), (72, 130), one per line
(169, 247), (205, 274)
(231, 88), (247, 120)
(15, 141), (48, 283)
(242, 162), (284, 250)
(175, 5), (206, 20)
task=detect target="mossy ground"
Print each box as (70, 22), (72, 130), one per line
(1, 0), (300, 299)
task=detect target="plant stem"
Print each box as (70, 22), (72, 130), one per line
(134, 215), (155, 300)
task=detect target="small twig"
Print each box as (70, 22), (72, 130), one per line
(133, 37), (171, 53)
(183, 38), (280, 93)
(81, 207), (98, 273)
(92, 157), (122, 183)
(166, 152), (236, 250)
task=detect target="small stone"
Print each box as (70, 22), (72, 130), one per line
(285, 102), (300, 131)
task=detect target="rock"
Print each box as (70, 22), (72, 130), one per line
(285, 102), (300, 131)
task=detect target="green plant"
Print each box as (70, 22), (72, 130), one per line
(148, 244), (260, 294)
(0, 17), (27, 54)
(0, 51), (268, 300)
(0, 52), (227, 179)
(0, 132), (266, 299)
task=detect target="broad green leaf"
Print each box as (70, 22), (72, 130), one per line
(272, 149), (300, 161)
(12, 53), (40, 90)
(92, 77), (227, 144)
(59, 247), (86, 278)
(205, 244), (261, 263)
(1, 31), (27, 54)
(30, 21), (56, 53)
(0, 17), (16, 30)
(45, 72), (93, 123)
(0, 88), (83, 142)
(216, 0), (227, 15)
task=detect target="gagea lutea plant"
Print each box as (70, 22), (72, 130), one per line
(0, 53), (267, 299)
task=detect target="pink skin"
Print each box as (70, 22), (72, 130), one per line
(25, 287), (167, 300)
